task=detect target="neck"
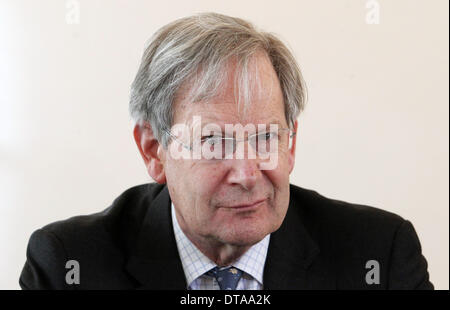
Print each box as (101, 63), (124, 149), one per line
(185, 231), (251, 266)
(174, 211), (250, 266)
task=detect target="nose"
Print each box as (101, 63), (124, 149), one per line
(225, 145), (261, 191)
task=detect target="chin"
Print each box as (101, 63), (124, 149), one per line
(218, 223), (273, 247)
(212, 208), (286, 246)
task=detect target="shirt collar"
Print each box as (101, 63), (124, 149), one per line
(171, 203), (270, 288)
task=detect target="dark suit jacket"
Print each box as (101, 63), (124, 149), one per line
(19, 183), (433, 289)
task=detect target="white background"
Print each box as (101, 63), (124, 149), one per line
(0, 0), (448, 289)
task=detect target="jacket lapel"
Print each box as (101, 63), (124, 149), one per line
(125, 185), (187, 289)
(263, 194), (336, 289)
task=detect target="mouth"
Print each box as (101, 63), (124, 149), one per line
(220, 198), (266, 211)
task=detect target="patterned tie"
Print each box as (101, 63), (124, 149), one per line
(207, 266), (243, 290)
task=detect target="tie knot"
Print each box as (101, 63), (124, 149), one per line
(207, 266), (243, 290)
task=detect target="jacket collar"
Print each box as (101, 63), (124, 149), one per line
(125, 185), (187, 289)
(263, 194), (324, 289)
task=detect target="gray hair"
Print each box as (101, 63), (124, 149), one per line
(129, 12), (307, 148)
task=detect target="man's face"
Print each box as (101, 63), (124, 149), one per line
(161, 53), (297, 247)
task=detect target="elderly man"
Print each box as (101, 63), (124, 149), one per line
(20, 13), (432, 290)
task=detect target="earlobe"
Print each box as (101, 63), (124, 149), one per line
(148, 158), (167, 184)
(133, 123), (167, 184)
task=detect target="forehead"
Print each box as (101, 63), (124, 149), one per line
(172, 52), (286, 127)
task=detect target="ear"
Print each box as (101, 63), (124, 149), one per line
(288, 120), (298, 174)
(133, 122), (167, 184)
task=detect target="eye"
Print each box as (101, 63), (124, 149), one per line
(202, 136), (222, 145)
(258, 132), (277, 141)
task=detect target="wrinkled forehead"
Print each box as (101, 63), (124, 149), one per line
(172, 52), (286, 127)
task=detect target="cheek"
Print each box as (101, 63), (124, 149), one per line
(262, 163), (290, 214)
(263, 162), (289, 189)
(191, 164), (227, 197)
(168, 161), (227, 215)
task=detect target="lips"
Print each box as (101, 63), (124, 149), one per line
(221, 198), (266, 209)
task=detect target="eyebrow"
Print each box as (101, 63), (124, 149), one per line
(199, 119), (285, 128)
(197, 120), (285, 139)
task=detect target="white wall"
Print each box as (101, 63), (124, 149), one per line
(1, 0), (448, 289)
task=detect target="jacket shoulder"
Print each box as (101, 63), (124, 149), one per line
(289, 183), (405, 232)
(288, 183), (406, 262)
(288, 184), (432, 289)
(20, 182), (165, 289)
(41, 182), (164, 240)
